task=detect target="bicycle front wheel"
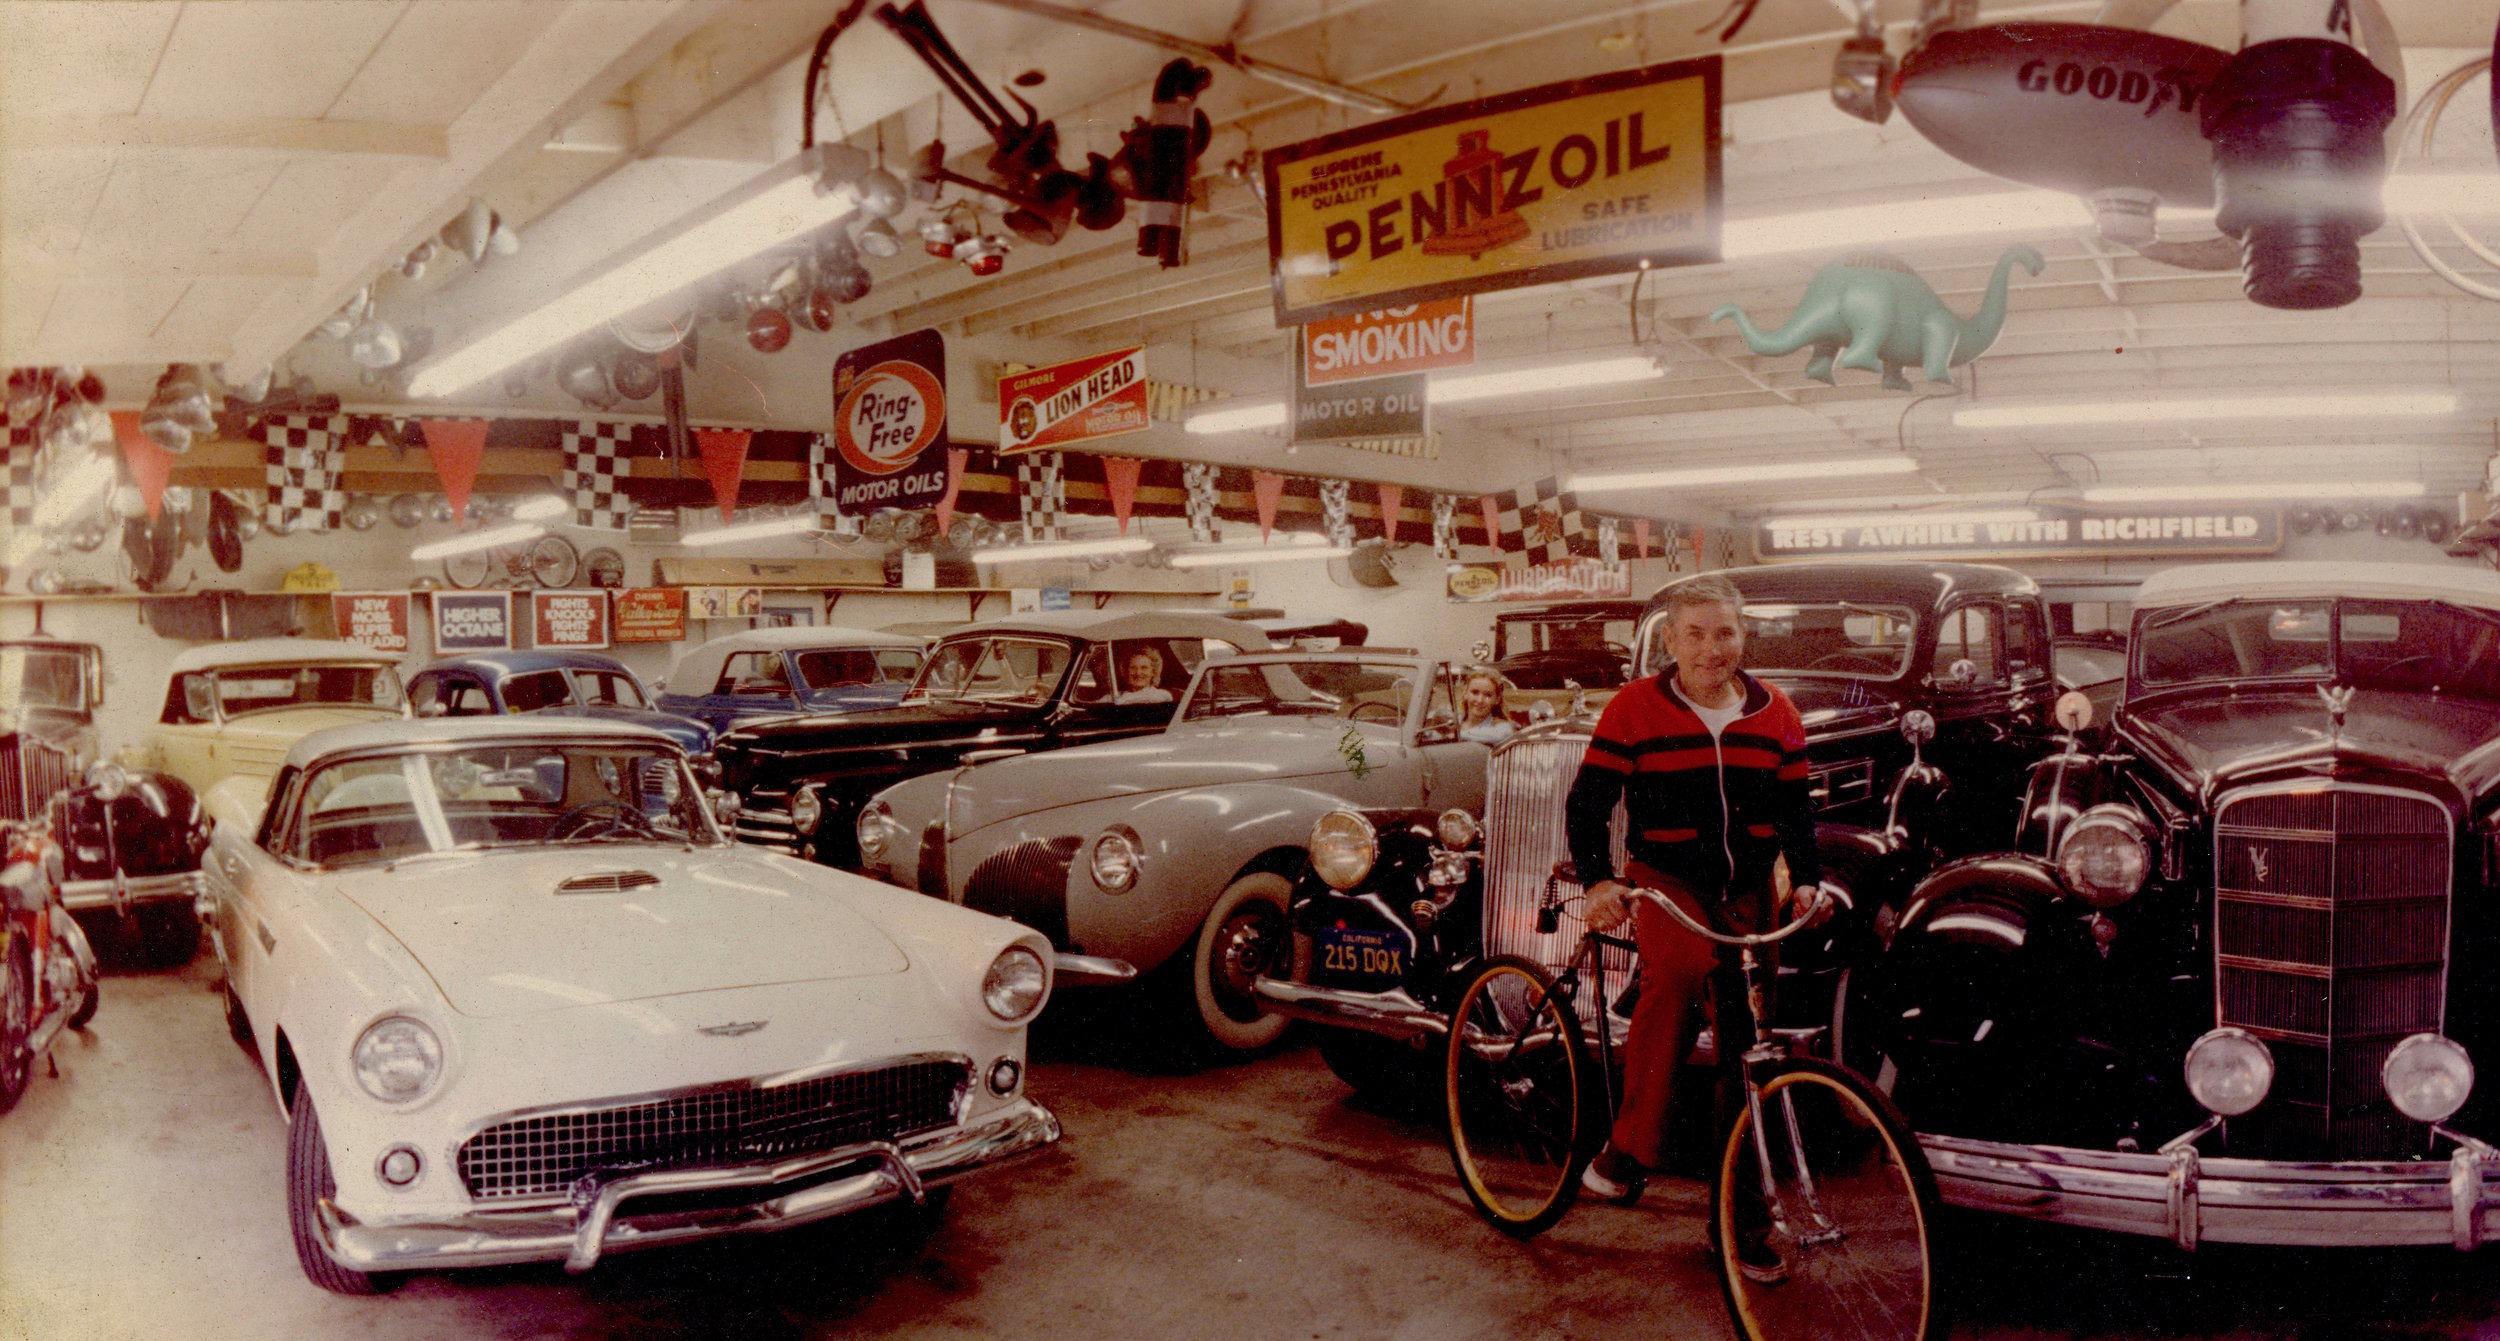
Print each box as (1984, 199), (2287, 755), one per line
(1711, 1057), (1942, 1341)
(1443, 955), (1598, 1239)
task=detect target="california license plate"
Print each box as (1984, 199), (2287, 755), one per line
(1314, 924), (1404, 989)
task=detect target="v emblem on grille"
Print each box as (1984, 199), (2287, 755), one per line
(2250, 847), (2271, 887)
(698, 1020), (768, 1037)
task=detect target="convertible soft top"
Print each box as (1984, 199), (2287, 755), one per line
(2135, 561), (2500, 614)
(168, 637), (401, 674)
(665, 625), (924, 694)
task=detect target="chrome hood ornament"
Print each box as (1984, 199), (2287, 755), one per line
(697, 1020), (768, 1038)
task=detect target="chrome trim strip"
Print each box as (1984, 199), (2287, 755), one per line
(57, 869), (204, 911)
(1249, 976), (1449, 1042)
(1051, 953), (1138, 987)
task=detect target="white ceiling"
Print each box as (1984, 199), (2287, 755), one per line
(4, 0), (2498, 528)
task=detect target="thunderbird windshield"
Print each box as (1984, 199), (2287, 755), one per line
(216, 663), (404, 717)
(1181, 658), (1429, 725)
(282, 741), (719, 869)
(1638, 602), (1917, 680)
(907, 636), (1071, 705)
(2137, 598), (2500, 700)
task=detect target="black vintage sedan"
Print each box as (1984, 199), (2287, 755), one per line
(1864, 560), (2500, 1252)
(712, 610), (1266, 865)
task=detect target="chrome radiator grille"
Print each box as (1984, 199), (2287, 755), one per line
(457, 1059), (968, 1201)
(0, 737), (72, 822)
(2213, 785), (2451, 1160)
(962, 837), (1079, 949)
(1481, 729), (1633, 1039)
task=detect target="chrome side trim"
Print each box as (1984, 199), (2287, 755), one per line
(58, 868), (205, 912)
(1249, 976), (1449, 1042)
(1051, 953), (1138, 987)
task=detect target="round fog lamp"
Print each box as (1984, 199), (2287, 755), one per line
(987, 1056), (1023, 1096)
(1309, 810), (1377, 890)
(1090, 828), (1140, 893)
(1435, 808), (1479, 850)
(2184, 1027), (2274, 1117)
(2383, 1033), (2475, 1125)
(789, 786), (823, 837)
(982, 946), (1048, 1022)
(377, 1146), (421, 1187)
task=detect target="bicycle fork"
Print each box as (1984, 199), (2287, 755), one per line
(1737, 945), (1843, 1248)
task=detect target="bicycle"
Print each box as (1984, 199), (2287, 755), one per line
(1443, 865), (1942, 1341)
(442, 532), (580, 589)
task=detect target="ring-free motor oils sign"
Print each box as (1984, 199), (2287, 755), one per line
(1263, 58), (1721, 325)
(831, 328), (949, 511)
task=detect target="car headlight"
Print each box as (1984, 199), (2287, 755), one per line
(982, 946), (1048, 1023)
(1435, 808), (1479, 850)
(789, 785), (823, 837)
(2383, 1033), (2475, 1125)
(2183, 1027), (2273, 1117)
(2056, 804), (2152, 909)
(1090, 826), (1141, 893)
(857, 799), (891, 865)
(352, 1016), (444, 1103)
(1309, 810), (1376, 890)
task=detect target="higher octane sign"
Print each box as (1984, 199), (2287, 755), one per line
(998, 347), (1149, 455)
(1263, 58), (1721, 325)
(831, 328), (949, 512)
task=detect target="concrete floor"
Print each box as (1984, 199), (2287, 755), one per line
(7, 956), (2500, 1340)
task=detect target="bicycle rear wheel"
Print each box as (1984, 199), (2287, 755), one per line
(1711, 1056), (1941, 1341)
(1443, 955), (1598, 1238)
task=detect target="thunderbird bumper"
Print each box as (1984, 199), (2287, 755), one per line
(318, 1097), (1060, 1276)
(58, 868), (204, 913)
(1925, 1132), (2500, 1251)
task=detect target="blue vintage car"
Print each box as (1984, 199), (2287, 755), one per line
(654, 626), (927, 733)
(407, 651), (715, 755)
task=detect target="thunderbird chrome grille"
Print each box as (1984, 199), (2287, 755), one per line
(962, 838), (1079, 949)
(1482, 730), (1633, 1041)
(2213, 784), (2451, 1160)
(0, 736), (73, 822)
(456, 1058), (969, 1201)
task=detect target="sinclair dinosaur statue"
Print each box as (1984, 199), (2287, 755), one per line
(1709, 245), (2045, 390)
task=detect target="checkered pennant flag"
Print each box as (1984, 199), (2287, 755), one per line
(1499, 476), (1583, 564)
(1596, 516), (1620, 566)
(561, 421), (637, 530)
(258, 414), (348, 531)
(1319, 479), (1352, 548)
(1432, 493), (1458, 558)
(806, 433), (838, 510)
(1017, 452), (1066, 542)
(1182, 462), (1223, 543)
(1, 405), (34, 546)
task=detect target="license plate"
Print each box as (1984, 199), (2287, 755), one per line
(1314, 924), (1404, 989)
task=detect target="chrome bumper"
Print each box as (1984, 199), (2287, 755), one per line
(58, 868), (204, 913)
(1250, 976), (1448, 1043)
(1925, 1132), (2500, 1251)
(318, 1097), (1060, 1276)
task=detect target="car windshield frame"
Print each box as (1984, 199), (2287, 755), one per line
(1495, 611), (1638, 662)
(903, 634), (1077, 705)
(1176, 654), (1434, 729)
(208, 662), (405, 720)
(1636, 600), (1922, 682)
(277, 738), (724, 870)
(0, 645), (89, 716)
(2132, 596), (2500, 701)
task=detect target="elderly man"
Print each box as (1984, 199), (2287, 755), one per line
(1563, 573), (1828, 1283)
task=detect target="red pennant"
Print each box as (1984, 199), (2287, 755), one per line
(932, 447), (970, 536)
(1101, 457), (1143, 535)
(1477, 495), (1502, 553)
(1634, 517), (1653, 559)
(1690, 525), (1707, 569)
(109, 411), (174, 522)
(1375, 483), (1403, 545)
(694, 428), (753, 521)
(420, 419), (490, 525)
(1252, 471), (1287, 540)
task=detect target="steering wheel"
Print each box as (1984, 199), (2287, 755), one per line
(549, 800), (662, 841)
(1808, 652), (1891, 673)
(1345, 700), (1402, 724)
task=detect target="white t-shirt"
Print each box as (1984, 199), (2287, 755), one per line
(1690, 698), (1744, 739)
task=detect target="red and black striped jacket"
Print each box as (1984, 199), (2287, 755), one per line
(1564, 665), (1822, 900)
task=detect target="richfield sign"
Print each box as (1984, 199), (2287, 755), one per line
(831, 328), (949, 512)
(1756, 504), (2283, 561)
(1263, 58), (1721, 324)
(1302, 298), (1473, 386)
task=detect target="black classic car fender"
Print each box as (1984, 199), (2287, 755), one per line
(58, 772), (211, 881)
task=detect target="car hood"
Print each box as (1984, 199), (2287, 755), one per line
(334, 846), (909, 1019)
(723, 697), (1043, 756)
(544, 704), (715, 751)
(2123, 687), (2500, 798)
(941, 717), (1386, 833)
(1757, 674), (1899, 737)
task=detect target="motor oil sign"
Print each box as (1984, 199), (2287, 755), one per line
(999, 347), (1149, 454)
(1294, 343), (1426, 443)
(832, 328), (949, 511)
(1264, 58), (1720, 324)
(1303, 298), (1473, 387)
(332, 592), (409, 653)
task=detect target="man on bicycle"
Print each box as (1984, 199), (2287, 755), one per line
(1565, 573), (1830, 1282)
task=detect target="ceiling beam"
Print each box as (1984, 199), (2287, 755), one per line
(3, 116), (449, 158)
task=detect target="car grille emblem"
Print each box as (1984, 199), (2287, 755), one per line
(2250, 847), (2270, 887)
(697, 1020), (768, 1037)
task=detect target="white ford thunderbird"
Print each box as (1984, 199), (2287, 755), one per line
(199, 717), (1060, 1294)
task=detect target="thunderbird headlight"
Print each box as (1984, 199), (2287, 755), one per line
(982, 946), (1048, 1023)
(1435, 808), (1479, 850)
(2184, 1027), (2273, 1117)
(2056, 804), (2152, 909)
(352, 1016), (443, 1103)
(856, 799), (892, 865)
(1309, 810), (1376, 890)
(1090, 827), (1141, 893)
(789, 785), (823, 837)
(2383, 1033), (2475, 1125)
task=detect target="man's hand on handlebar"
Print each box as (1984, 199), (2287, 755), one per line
(1583, 879), (1632, 933)
(1792, 882), (1835, 929)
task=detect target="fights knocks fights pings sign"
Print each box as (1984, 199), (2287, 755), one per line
(831, 328), (949, 512)
(1756, 504), (2284, 561)
(999, 347), (1149, 454)
(533, 591), (610, 650)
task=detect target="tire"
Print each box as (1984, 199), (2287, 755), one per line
(136, 906), (200, 969)
(1711, 1057), (1942, 1341)
(1188, 872), (1292, 1053)
(442, 549), (492, 589)
(1443, 956), (1598, 1239)
(0, 946), (30, 1116)
(65, 976), (98, 1031)
(1316, 1028), (1436, 1111)
(287, 1091), (401, 1295)
(223, 980), (253, 1047)
(528, 535), (579, 589)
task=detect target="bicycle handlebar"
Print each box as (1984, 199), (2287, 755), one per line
(1623, 886), (1818, 949)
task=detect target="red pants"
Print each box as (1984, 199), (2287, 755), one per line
(1606, 868), (1778, 1169)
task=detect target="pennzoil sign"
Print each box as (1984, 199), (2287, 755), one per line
(1263, 59), (1721, 325)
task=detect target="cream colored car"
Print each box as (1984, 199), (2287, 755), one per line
(145, 638), (409, 824)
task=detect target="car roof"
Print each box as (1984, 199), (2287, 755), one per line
(2134, 561), (2500, 613)
(1492, 599), (1647, 620)
(1642, 562), (2038, 619)
(167, 637), (400, 675)
(946, 610), (1270, 647)
(665, 625), (925, 692)
(283, 715), (676, 770)
(412, 650), (631, 681)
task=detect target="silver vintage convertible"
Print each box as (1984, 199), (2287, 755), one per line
(855, 652), (1491, 1051)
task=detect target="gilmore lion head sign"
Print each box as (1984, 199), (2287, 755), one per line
(831, 328), (950, 511)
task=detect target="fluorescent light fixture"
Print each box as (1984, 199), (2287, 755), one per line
(1184, 400), (1289, 435)
(2083, 481), (2427, 503)
(1954, 390), (2459, 430)
(511, 495), (570, 522)
(1773, 508), (2040, 530)
(1763, 491), (2035, 512)
(1183, 354), (1666, 435)
(410, 523), (544, 562)
(1724, 190), (2090, 260)
(1167, 535), (1350, 568)
(1572, 456), (1918, 492)
(680, 514), (821, 548)
(408, 145), (868, 398)
(31, 452), (118, 530)
(973, 536), (1155, 564)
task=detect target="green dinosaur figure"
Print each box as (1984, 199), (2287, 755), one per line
(1709, 245), (2045, 391)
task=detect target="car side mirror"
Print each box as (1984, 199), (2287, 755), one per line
(416, 701), (448, 719)
(2054, 690), (2094, 735)
(1928, 658), (1978, 692)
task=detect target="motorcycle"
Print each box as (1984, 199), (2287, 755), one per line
(0, 768), (111, 1114)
